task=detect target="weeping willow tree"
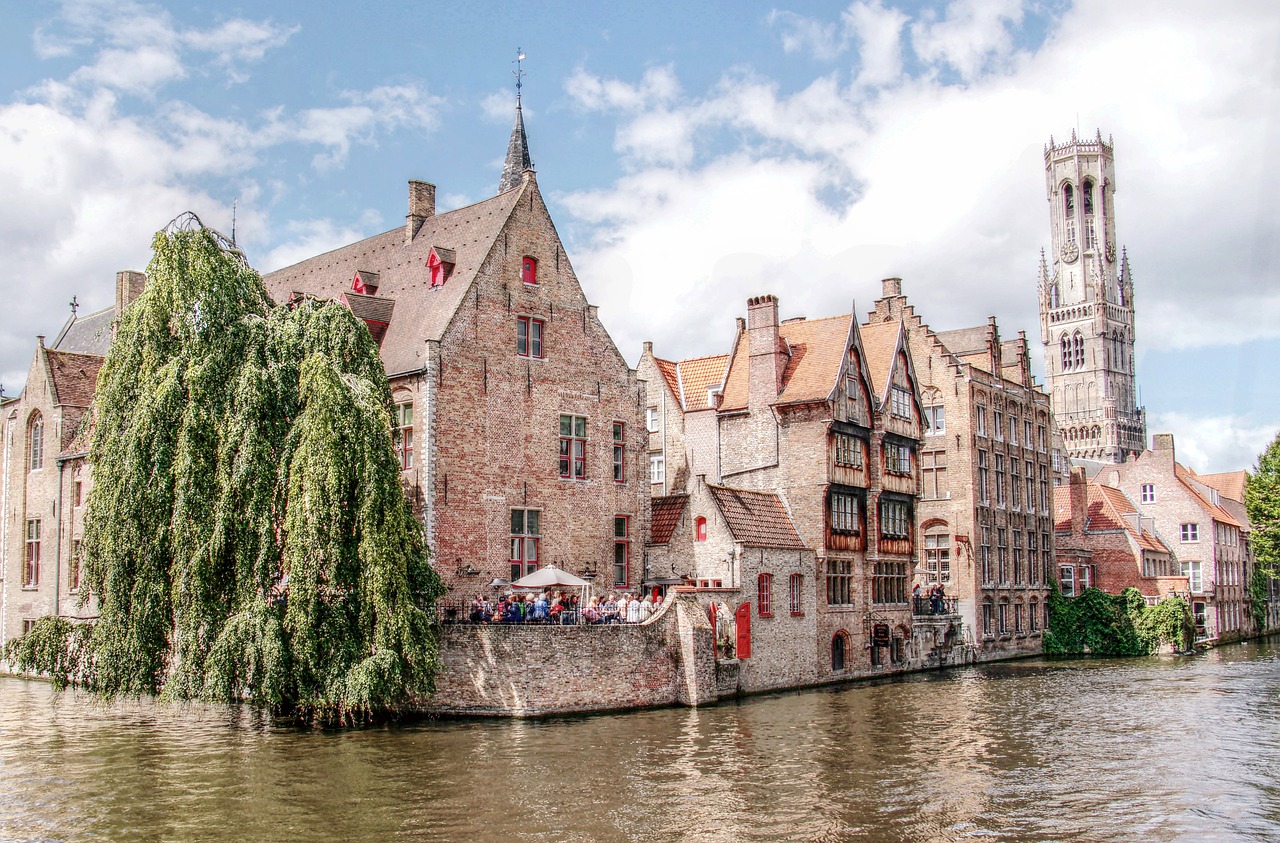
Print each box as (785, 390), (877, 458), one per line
(6, 215), (441, 721)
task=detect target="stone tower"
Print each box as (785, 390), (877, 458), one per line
(1038, 130), (1146, 463)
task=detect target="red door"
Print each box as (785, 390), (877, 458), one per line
(735, 601), (752, 659)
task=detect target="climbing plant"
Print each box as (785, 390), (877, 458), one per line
(1245, 431), (1280, 577)
(6, 217), (441, 721)
(1045, 582), (1191, 656)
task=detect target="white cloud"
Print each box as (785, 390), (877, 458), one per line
(909, 0), (1025, 82)
(1149, 412), (1277, 475)
(258, 212), (384, 273)
(768, 9), (846, 61)
(844, 0), (910, 88)
(565, 65), (681, 112)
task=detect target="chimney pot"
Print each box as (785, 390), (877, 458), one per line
(881, 277), (902, 297)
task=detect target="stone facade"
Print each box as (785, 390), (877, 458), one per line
(1038, 131), (1146, 463)
(870, 279), (1055, 660)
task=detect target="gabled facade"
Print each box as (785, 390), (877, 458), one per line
(1053, 467), (1184, 601)
(262, 117), (649, 600)
(1096, 434), (1251, 642)
(870, 278), (1056, 659)
(636, 345), (728, 496)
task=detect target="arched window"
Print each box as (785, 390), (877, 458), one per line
(1060, 334), (1071, 370)
(1049, 283), (1059, 309)
(831, 631), (846, 672)
(1030, 597), (1040, 631)
(1082, 179), (1094, 216)
(521, 256), (538, 285)
(1063, 183), (1074, 216)
(1072, 332), (1085, 369)
(694, 516), (707, 542)
(28, 411), (43, 471)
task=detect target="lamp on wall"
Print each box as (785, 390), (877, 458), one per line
(455, 558), (480, 577)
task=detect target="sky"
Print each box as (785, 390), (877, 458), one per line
(0, 0), (1276, 474)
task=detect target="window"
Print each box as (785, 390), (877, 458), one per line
(757, 573), (773, 617)
(1026, 532), (1037, 584)
(997, 528), (1008, 583)
(1024, 420), (1033, 447)
(879, 499), (910, 540)
(831, 633), (846, 671)
(1181, 523), (1199, 543)
(1039, 465), (1049, 512)
(1141, 484), (1155, 503)
(1010, 459), (1021, 509)
(924, 405), (945, 435)
(392, 402), (413, 470)
(980, 526), (992, 584)
(649, 453), (665, 484)
(1037, 424), (1046, 450)
(516, 316), (544, 358)
(789, 573), (803, 615)
(924, 532), (950, 583)
(1015, 603), (1025, 633)
(1030, 598), (1040, 631)
(1182, 560), (1202, 592)
(23, 519), (40, 588)
(885, 442), (912, 476)
(614, 516), (630, 587)
(976, 405), (987, 437)
(995, 454), (1006, 507)
(1059, 565), (1075, 597)
(891, 387), (912, 419)
(873, 560), (907, 604)
(1073, 333), (1084, 369)
(834, 433), (863, 468)
(695, 516), (707, 542)
(921, 450), (947, 499)
(1079, 566), (1093, 590)
(1025, 461), (1035, 511)
(998, 601), (1009, 634)
(510, 509), (540, 581)
(28, 412), (43, 471)
(74, 481), (83, 508)
(612, 422), (625, 482)
(827, 558), (854, 605)
(1009, 415), (1018, 445)
(645, 406), (659, 432)
(559, 414), (587, 479)
(831, 493), (860, 535)
(994, 410), (1004, 440)
(978, 451), (990, 504)
(982, 601), (994, 637)
(522, 256), (538, 285)
(1012, 530), (1024, 583)
(69, 539), (82, 592)
(843, 350), (860, 419)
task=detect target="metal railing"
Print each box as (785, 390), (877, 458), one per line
(913, 596), (958, 616)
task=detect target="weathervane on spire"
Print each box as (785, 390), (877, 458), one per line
(69, 295), (78, 316)
(513, 48), (526, 104)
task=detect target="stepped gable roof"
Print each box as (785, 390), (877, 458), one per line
(707, 484), (805, 549)
(52, 306), (115, 356)
(718, 314), (850, 412)
(1193, 470), (1248, 503)
(262, 185), (526, 375)
(858, 319), (902, 403)
(650, 494), (688, 545)
(1175, 463), (1242, 527)
(676, 354), (729, 411)
(45, 350), (104, 409)
(1090, 485), (1168, 553)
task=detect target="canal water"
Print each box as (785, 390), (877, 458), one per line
(2, 639), (1279, 843)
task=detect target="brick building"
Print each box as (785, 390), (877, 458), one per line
(1053, 467), (1184, 602)
(262, 101), (650, 600)
(1094, 435), (1251, 642)
(0, 272), (144, 642)
(1037, 131), (1147, 463)
(869, 278), (1056, 659)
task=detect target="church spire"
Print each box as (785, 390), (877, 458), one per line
(499, 49), (532, 194)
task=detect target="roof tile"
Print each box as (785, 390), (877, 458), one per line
(650, 495), (688, 545)
(707, 485), (805, 548)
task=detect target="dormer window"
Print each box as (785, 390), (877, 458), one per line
(428, 247), (456, 288)
(522, 256), (538, 285)
(351, 270), (379, 295)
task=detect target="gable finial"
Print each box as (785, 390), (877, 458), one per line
(513, 48), (526, 105)
(499, 49), (533, 193)
(69, 295), (78, 316)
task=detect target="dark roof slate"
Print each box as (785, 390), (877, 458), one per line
(52, 306), (115, 356)
(650, 494), (689, 545)
(707, 485), (805, 549)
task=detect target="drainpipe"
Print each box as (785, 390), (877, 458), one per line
(53, 455), (64, 619)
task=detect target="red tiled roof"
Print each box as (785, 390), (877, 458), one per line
(263, 185), (526, 376)
(45, 350), (104, 409)
(1052, 485), (1072, 532)
(650, 494), (688, 545)
(718, 314), (851, 412)
(1175, 463), (1242, 527)
(1091, 485), (1168, 553)
(707, 485), (805, 548)
(676, 354), (729, 411)
(654, 358), (680, 403)
(1194, 470), (1248, 503)
(858, 320), (901, 404)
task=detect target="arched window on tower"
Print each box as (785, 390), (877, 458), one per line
(1060, 334), (1071, 371)
(1072, 332), (1085, 369)
(1049, 283), (1059, 309)
(1062, 184), (1076, 245)
(1082, 180), (1096, 249)
(1082, 180), (1094, 216)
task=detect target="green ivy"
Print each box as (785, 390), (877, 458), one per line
(5, 221), (441, 722)
(1045, 581), (1192, 656)
(1248, 565), (1269, 630)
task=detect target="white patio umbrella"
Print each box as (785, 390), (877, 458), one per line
(510, 564), (590, 589)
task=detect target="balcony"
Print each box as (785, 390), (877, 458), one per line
(913, 596), (958, 616)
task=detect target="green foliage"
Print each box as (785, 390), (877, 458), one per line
(9, 221), (441, 721)
(1248, 564), (1270, 630)
(1045, 582), (1192, 656)
(1246, 430), (1280, 578)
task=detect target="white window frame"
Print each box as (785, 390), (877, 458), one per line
(649, 453), (665, 484)
(1141, 483), (1155, 503)
(1181, 523), (1199, 543)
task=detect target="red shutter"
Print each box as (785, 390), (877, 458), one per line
(735, 601), (752, 659)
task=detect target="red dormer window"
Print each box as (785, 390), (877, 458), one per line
(522, 256), (538, 285)
(351, 270), (379, 295)
(428, 247), (456, 288)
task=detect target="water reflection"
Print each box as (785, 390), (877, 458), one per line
(3, 639), (1279, 841)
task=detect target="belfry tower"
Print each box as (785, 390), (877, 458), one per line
(1038, 130), (1146, 463)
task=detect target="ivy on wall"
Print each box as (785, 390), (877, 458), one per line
(1045, 582), (1193, 656)
(6, 218), (441, 722)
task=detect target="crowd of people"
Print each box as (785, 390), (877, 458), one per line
(912, 582), (951, 615)
(462, 591), (659, 625)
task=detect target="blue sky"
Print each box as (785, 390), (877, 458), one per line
(0, 0), (1276, 473)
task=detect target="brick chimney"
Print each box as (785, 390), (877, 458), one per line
(1069, 466), (1088, 531)
(115, 270), (146, 315)
(747, 295), (786, 407)
(406, 180), (436, 243)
